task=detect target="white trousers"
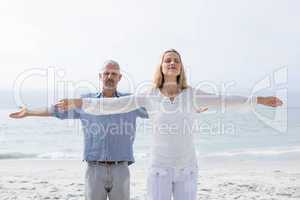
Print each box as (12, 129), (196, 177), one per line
(147, 165), (198, 200)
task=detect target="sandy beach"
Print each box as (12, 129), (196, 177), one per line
(0, 158), (299, 200)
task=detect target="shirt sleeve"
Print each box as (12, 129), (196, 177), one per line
(49, 105), (81, 119)
(136, 107), (149, 119)
(82, 94), (149, 115)
(191, 88), (257, 112)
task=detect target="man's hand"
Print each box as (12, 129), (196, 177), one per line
(257, 96), (283, 107)
(9, 107), (28, 118)
(55, 99), (83, 111)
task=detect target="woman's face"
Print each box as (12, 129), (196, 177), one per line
(161, 52), (182, 78)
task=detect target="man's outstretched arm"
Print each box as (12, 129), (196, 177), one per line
(9, 107), (52, 118)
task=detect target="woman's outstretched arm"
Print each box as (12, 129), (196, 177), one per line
(192, 89), (283, 111)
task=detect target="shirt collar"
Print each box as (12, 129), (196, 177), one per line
(96, 91), (120, 98)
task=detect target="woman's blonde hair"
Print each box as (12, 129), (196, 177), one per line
(153, 49), (188, 89)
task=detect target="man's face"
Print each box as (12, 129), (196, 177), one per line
(100, 63), (122, 90)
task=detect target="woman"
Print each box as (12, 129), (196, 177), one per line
(57, 49), (283, 200)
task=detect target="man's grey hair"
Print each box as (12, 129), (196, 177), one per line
(100, 60), (120, 72)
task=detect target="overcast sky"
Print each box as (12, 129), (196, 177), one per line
(0, 0), (299, 95)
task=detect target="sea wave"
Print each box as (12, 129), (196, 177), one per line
(0, 152), (81, 160)
(37, 152), (80, 159)
(200, 146), (300, 158)
(0, 152), (37, 159)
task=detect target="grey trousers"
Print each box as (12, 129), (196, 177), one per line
(85, 162), (130, 200)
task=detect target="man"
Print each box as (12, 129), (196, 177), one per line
(9, 60), (148, 200)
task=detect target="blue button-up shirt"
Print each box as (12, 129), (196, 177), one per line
(50, 91), (148, 164)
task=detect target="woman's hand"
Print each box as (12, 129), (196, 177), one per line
(55, 99), (83, 111)
(257, 96), (283, 107)
(196, 107), (208, 113)
(9, 107), (28, 118)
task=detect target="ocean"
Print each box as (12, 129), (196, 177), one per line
(1, 106), (299, 162)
